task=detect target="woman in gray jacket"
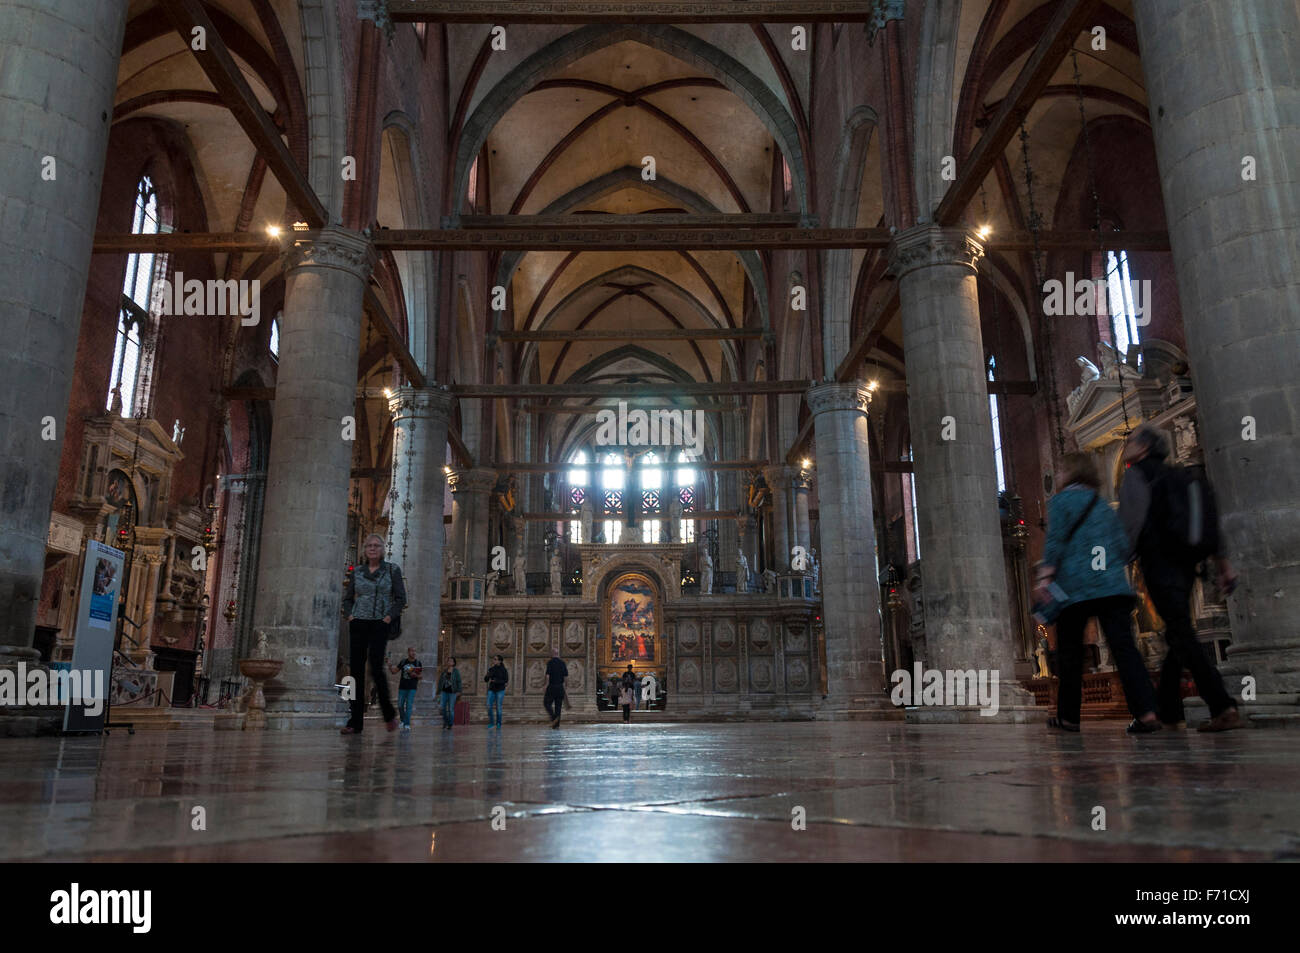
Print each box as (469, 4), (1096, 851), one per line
(341, 534), (407, 734)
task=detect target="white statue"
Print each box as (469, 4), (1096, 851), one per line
(580, 497), (594, 544)
(762, 568), (777, 593)
(666, 497), (683, 543)
(808, 548), (820, 593)
(486, 570), (499, 597)
(736, 549), (750, 592)
(549, 549), (563, 594)
(1097, 341), (1141, 381)
(699, 546), (714, 595)
(1076, 355), (1101, 383)
(512, 545), (527, 594)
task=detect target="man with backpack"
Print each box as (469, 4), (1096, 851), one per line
(1119, 424), (1241, 732)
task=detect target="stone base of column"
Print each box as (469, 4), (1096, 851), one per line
(1221, 639), (1300, 696)
(901, 680), (1040, 724)
(0, 706), (64, 737)
(815, 697), (905, 721)
(1181, 694), (1300, 730)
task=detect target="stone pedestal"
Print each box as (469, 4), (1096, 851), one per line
(888, 226), (1028, 707)
(1135, 0), (1300, 699)
(388, 386), (456, 676)
(807, 382), (890, 711)
(0, 0), (128, 663)
(252, 227), (376, 726)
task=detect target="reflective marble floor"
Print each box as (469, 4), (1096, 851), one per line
(1, 721), (1296, 862)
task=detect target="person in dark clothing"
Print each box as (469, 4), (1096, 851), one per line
(622, 664), (638, 711)
(1119, 424), (1241, 732)
(341, 534), (406, 735)
(436, 658), (462, 730)
(484, 655), (509, 728)
(543, 648), (568, 728)
(1035, 453), (1160, 734)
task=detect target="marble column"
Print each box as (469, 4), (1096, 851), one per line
(1134, 0), (1300, 696)
(253, 227), (376, 724)
(387, 386), (455, 673)
(448, 468), (496, 575)
(793, 470), (812, 556)
(764, 465), (798, 571)
(888, 226), (1023, 693)
(0, 0), (128, 662)
(807, 382), (888, 709)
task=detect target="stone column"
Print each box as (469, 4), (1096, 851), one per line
(1134, 0), (1300, 697)
(253, 227), (376, 724)
(807, 382), (888, 710)
(793, 471), (812, 556)
(888, 226), (1024, 696)
(448, 468), (496, 575)
(0, 0), (128, 662)
(764, 465), (797, 571)
(387, 386), (455, 673)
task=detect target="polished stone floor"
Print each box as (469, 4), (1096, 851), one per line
(1, 720), (1296, 862)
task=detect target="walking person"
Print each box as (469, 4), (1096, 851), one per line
(622, 664), (638, 711)
(1034, 453), (1161, 734)
(543, 648), (568, 729)
(389, 646), (422, 732)
(618, 679), (634, 723)
(341, 534), (406, 735)
(1118, 424), (1241, 732)
(484, 654), (509, 728)
(436, 658), (462, 731)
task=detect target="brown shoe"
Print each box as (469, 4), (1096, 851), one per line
(1197, 707), (1242, 733)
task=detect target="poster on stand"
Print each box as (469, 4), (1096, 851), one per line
(64, 540), (125, 733)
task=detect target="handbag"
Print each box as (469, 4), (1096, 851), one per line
(1032, 493), (1100, 624)
(383, 564), (403, 640)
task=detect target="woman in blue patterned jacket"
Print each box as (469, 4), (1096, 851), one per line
(1035, 453), (1160, 734)
(340, 534), (407, 735)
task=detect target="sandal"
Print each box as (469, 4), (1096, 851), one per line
(1046, 716), (1080, 732)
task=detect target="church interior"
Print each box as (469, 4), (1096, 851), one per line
(1, 0), (1298, 866)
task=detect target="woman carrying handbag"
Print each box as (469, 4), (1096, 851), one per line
(1035, 454), (1161, 735)
(341, 534), (407, 734)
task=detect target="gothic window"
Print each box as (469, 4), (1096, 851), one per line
(563, 445), (700, 544)
(108, 176), (165, 417)
(903, 445), (921, 562)
(988, 355), (1007, 494)
(269, 312), (281, 361)
(1104, 249), (1142, 358)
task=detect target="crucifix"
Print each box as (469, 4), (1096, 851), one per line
(620, 446), (655, 531)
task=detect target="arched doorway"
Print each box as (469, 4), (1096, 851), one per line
(598, 571), (666, 712)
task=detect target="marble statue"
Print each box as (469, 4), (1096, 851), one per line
(486, 570), (499, 597)
(808, 548), (820, 593)
(550, 549), (563, 594)
(667, 496), (683, 543)
(1097, 341), (1141, 381)
(699, 546), (713, 595)
(580, 497), (594, 544)
(1076, 355), (1101, 383)
(762, 568), (777, 593)
(736, 549), (750, 592)
(512, 544), (527, 594)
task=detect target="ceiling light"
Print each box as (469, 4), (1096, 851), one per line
(976, 224), (993, 240)
(266, 225), (282, 238)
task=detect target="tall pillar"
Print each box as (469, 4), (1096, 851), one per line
(807, 382), (888, 710)
(764, 465), (798, 571)
(388, 386), (455, 671)
(793, 471), (812, 556)
(253, 227), (375, 724)
(448, 468), (496, 574)
(888, 226), (1021, 688)
(1134, 0), (1300, 696)
(0, 0), (128, 661)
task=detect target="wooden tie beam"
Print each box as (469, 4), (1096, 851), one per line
(388, 2), (883, 24)
(452, 381), (809, 398)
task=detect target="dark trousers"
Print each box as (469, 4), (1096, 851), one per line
(348, 618), (395, 730)
(1143, 564), (1236, 720)
(1055, 595), (1156, 724)
(544, 688), (565, 724)
(621, 704), (631, 722)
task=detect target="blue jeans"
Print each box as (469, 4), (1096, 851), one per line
(397, 688), (416, 726)
(486, 689), (505, 726)
(440, 692), (459, 728)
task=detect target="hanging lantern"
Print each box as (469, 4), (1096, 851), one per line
(223, 597), (238, 622)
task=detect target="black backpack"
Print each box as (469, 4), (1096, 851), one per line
(1148, 463), (1221, 562)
